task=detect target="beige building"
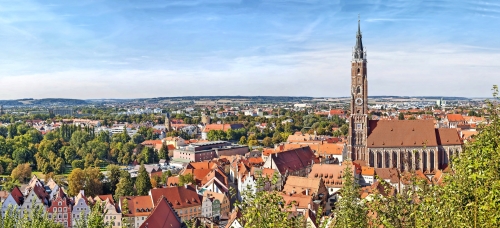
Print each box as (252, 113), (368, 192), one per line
(94, 195), (122, 228)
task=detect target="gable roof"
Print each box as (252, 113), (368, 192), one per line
(308, 164), (355, 188)
(268, 146), (315, 175)
(9, 186), (24, 206)
(367, 120), (438, 147)
(283, 176), (323, 196)
(374, 168), (400, 184)
(150, 185), (201, 209)
(139, 196), (181, 228)
(446, 114), (465, 122)
(120, 196), (154, 217)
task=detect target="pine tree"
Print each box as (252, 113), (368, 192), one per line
(135, 164), (152, 195)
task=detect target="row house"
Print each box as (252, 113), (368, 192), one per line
(1, 186), (24, 216)
(1, 176), (93, 228)
(202, 190), (230, 220)
(48, 188), (72, 227)
(72, 190), (90, 226)
(91, 195), (122, 228)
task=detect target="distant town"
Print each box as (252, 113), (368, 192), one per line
(0, 22), (496, 228)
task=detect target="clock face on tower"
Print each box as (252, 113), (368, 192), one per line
(355, 98), (363, 105)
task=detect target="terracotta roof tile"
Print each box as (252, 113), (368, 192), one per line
(139, 196), (181, 228)
(436, 128), (463, 145)
(150, 185), (201, 209)
(367, 120), (438, 147)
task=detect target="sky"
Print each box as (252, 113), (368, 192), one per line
(0, 0), (499, 99)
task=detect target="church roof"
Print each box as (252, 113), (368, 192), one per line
(435, 128), (463, 145)
(367, 120), (438, 147)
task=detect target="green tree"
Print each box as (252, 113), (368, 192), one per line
(239, 136), (247, 145)
(179, 173), (195, 186)
(333, 162), (367, 227)
(135, 164), (152, 195)
(235, 171), (304, 227)
(72, 160), (85, 169)
(106, 164), (121, 194)
(3, 179), (21, 192)
(10, 163), (32, 183)
(115, 171), (135, 201)
(158, 143), (169, 160)
(68, 168), (86, 196)
(398, 112), (405, 120)
(262, 136), (273, 148)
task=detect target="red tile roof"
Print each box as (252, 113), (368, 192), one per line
(120, 196), (154, 217)
(268, 146), (316, 175)
(139, 196), (181, 228)
(150, 185), (201, 209)
(10, 186), (24, 206)
(435, 128), (463, 145)
(446, 114), (465, 122)
(367, 120), (438, 147)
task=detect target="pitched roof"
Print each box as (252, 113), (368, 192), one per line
(361, 166), (375, 176)
(374, 168), (400, 184)
(283, 176), (323, 196)
(120, 196), (154, 217)
(268, 146), (315, 175)
(139, 196), (181, 228)
(367, 120), (438, 147)
(435, 128), (463, 145)
(186, 161), (218, 170)
(446, 114), (465, 122)
(281, 193), (313, 209)
(95, 194), (115, 204)
(150, 185), (202, 209)
(308, 164), (355, 188)
(225, 209), (243, 228)
(10, 186), (24, 206)
(283, 142), (344, 155)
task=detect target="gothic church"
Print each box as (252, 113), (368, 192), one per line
(347, 21), (463, 174)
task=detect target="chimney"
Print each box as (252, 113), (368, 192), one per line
(185, 184), (188, 189)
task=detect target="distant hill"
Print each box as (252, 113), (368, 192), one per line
(0, 98), (88, 106)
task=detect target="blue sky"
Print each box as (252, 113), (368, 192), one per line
(0, 0), (499, 99)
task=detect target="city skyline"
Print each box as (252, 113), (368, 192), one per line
(0, 0), (499, 99)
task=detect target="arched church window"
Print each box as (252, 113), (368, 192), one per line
(356, 86), (361, 94)
(357, 68), (360, 74)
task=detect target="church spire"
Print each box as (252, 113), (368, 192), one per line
(353, 17), (365, 60)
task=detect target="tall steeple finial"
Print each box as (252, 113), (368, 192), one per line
(353, 15), (364, 60)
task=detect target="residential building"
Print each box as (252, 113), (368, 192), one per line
(139, 196), (181, 228)
(262, 146), (316, 178)
(150, 185), (202, 222)
(202, 190), (230, 220)
(282, 176), (328, 211)
(94, 195), (122, 228)
(1, 186), (24, 217)
(47, 188), (72, 228)
(72, 190), (90, 227)
(119, 196), (154, 228)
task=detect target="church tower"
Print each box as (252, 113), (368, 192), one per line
(347, 19), (369, 161)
